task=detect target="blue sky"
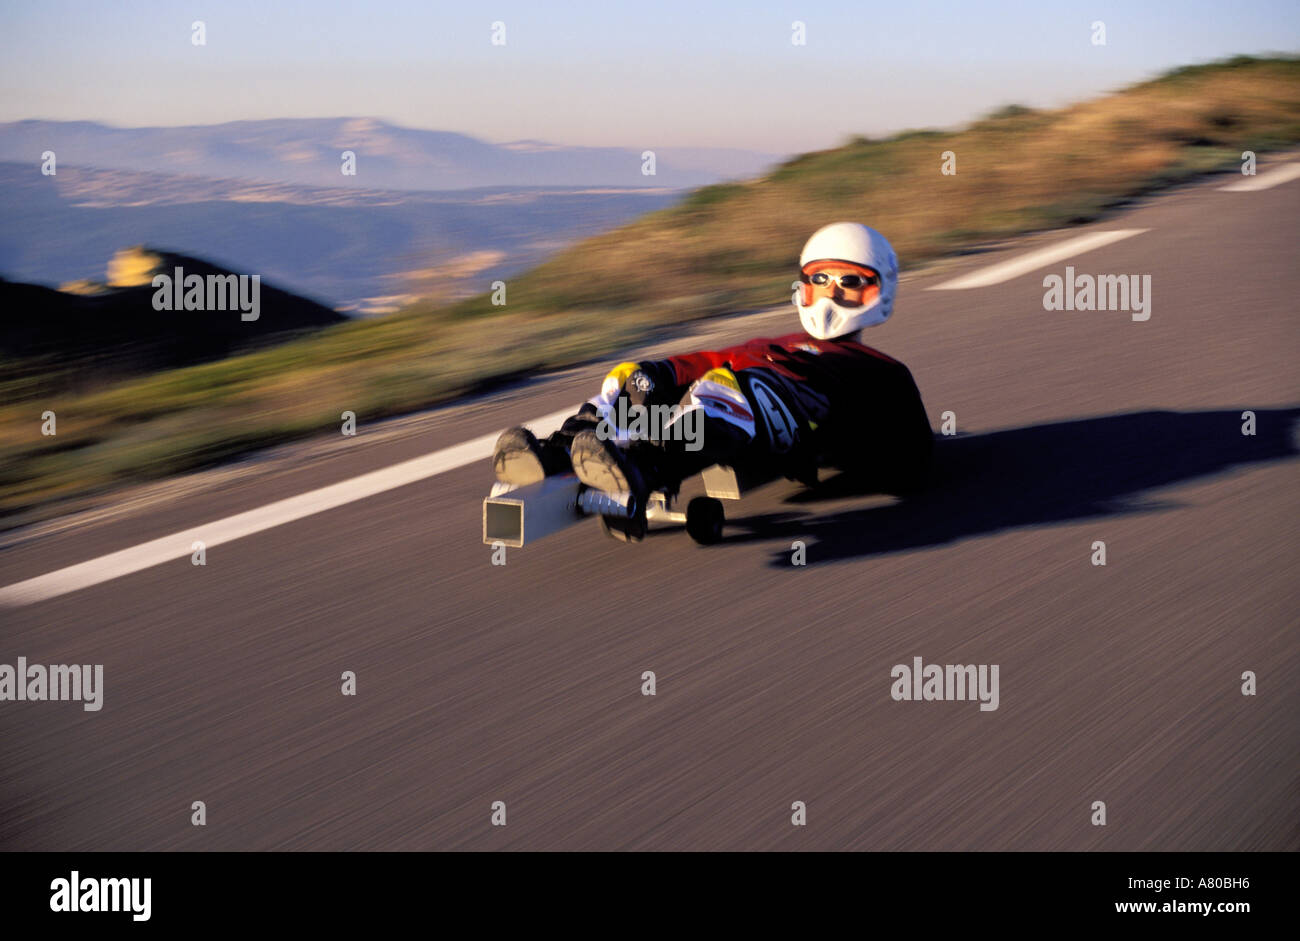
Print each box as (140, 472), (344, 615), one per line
(1, 0), (1296, 152)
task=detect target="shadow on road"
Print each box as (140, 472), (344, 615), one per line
(720, 407), (1299, 566)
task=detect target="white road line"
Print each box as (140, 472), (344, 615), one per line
(0, 405), (579, 607)
(1219, 162), (1300, 192)
(926, 229), (1150, 291)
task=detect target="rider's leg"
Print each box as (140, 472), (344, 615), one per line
(569, 367), (758, 540)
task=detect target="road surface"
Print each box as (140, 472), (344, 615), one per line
(2, 161), (1297, 850)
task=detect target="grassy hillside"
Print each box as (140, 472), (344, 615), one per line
(481, 54), (1300, 319)
(3, 55), (1299, 524)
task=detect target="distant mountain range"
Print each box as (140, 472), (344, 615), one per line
(0, 118), (782, 191)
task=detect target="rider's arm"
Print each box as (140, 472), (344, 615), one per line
(584, 348), (741, 428)
(659, 350), (733, 385)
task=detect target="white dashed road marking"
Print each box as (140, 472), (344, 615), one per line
(0, 406), (578, 607)
(1218, 162), (1300, 192)
(926, 229), (1150, 291)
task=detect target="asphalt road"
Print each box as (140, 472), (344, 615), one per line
(1, 162), (1297, 851)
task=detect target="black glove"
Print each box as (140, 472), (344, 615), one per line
(619, 361), (679, 409)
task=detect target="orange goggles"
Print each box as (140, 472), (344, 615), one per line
(798, 266), (880, 306)
(804, 270), (878, 290)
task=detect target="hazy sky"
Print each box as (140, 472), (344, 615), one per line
(2, 0), (1297, 153)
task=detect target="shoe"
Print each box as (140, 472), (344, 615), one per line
(492, 426), (567, 486)
(570, 430), (653, 542)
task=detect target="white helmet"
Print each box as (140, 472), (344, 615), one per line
(793, 222), (898, 338)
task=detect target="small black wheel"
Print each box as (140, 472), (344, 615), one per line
(599, 512), (647, 543)
(685, 496), (725, 545)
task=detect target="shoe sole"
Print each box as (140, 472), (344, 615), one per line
(493, 430), (547, 486)
(494, 450), (546, 486)
(570, 436), (633, 495)
(571, 434), (645, 543)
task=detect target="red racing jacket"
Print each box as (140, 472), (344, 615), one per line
(586, 330), (932, 481)
(613, 331), (930, 462)
(657, 332), (905, 394)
